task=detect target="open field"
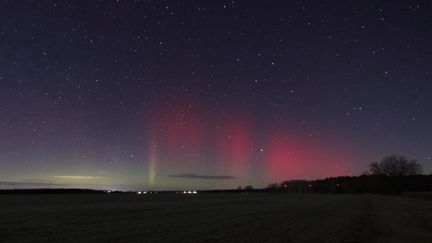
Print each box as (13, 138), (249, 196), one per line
(0, 193), (431, 242)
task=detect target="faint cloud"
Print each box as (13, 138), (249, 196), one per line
(21, 179), (54, 183)
(163, 173), (236, 180)
(0, 177), (108, 190)
(52, 175), (105, 180)
(0, 180), (69, 189)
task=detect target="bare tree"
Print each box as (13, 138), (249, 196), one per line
(369, 162), (381, 175)
(266, 183), (279, 190)
(369, 155), (423, 176)
(243, 185), (254, 191)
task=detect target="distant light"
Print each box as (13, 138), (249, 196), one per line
(143, 191), (147, 194)
(193, 190), (197, 194)
(188, 190), (192, 194)
(137, 191), (142, 194)
(183, 191), (187, 194)
(106, 190), (111, 193)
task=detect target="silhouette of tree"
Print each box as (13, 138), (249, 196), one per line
(280, 180), (310, 192)
(243, 185), (254, 191)
(266, 183), (279, 191)
(369, 155), (423, 176)
(369, 162), (381, 175)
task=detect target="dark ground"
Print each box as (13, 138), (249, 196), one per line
(0, 193), (431, 242)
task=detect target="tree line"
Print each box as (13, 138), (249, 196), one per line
(264, 155), (432, 194)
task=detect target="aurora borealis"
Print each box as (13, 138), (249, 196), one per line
(1, 1), (431, 190)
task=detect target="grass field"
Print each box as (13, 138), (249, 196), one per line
(0, 193), (431, 242)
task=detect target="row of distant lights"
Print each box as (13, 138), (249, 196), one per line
(181, 190), (198, 194)
(136, 191), (198, 195)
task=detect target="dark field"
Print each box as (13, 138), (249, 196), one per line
(1, 193), (431, 242)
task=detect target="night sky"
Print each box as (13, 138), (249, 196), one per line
(1, 1), (431, 190)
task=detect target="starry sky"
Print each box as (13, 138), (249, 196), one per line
(1, 0), (431, 191)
